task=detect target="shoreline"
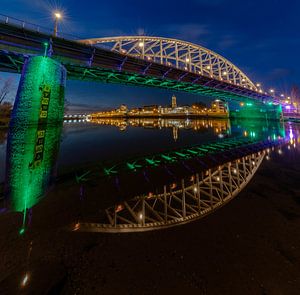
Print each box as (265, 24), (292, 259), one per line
(89, 113), (229, 120)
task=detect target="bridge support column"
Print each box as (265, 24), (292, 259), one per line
(229, 103), (283, 121)
(11, 56), (66, 125)
(5, 56), (66, 216)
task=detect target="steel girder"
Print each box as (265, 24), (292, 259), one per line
(80, 36), (257, 91)
(0, 50), (267, 103)
(66, 65), (264, 103)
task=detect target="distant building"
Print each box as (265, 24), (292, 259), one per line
(211, 100), (228, 113)
(172, 95), (177, 108)
(119, 104), (128, 112)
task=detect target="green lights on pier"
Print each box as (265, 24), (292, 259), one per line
(10, 56), (65, 125)
(43, 42), (49, 57)
(19, 228), (25, 235)
(6, 56), (66, 225)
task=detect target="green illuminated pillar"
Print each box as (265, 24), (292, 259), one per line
(229, 102), (283, 121)
(11, 56), (66, 125)
(6, 56), (66, 213)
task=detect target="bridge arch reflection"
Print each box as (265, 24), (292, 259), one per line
(76, 151), (265, 232)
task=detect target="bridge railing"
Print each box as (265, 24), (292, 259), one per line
(0, 14), (80, 41)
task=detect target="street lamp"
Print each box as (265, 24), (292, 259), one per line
(53, 11), (62, 37)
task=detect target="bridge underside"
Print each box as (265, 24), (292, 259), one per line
(0, 50), (265, 103)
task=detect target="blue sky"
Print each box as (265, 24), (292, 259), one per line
(1, 0), (299, 111)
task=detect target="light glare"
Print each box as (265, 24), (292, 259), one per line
(54, 12), (62, 19)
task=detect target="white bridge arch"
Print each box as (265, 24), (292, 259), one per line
(80, 36), (257, 91)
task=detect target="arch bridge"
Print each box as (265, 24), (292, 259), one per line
(81, 36), (256, 91)
(0, 17), (281, 116)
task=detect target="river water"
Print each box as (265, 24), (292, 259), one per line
(0, 116), (294, 215)
(0, 117), (289, 184)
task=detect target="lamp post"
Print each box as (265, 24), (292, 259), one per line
(53, 12), (62, 37)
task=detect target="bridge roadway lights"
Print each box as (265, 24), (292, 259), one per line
(6, 56), (65, 213)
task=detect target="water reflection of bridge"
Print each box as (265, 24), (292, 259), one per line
(75, 142), (284, 233)
(73, 129), (287, 233)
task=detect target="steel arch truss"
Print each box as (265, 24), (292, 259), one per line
(77, 151), (265, 233)
(80, 36), (257, 91)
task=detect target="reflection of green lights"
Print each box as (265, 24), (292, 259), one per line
(145, 158), (160, 166)
(161, 155), (174, 162)
(103, 167), (117, 176)
(187, 149), (198, 155)
(126, 162), (142, 170)
(246, 103), (253, 106)
(19, 228), (25, 235)
(175, 152), (188, 158)
(196, 147), (209, 152)
(75, 123), (286, 183)
(8, 124), (62, 212)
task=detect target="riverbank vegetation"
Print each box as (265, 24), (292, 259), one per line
(0, 77), (14, 128)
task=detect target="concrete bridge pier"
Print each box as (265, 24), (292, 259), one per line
(5, 56), (66, 223)
(10, 55), (66, 125)
(229, 103), (283, 121)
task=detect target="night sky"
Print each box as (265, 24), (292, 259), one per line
(1, 0), (299, 112)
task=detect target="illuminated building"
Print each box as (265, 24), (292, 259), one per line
(91, 95), (229, 119)
(171, 94), (177, 108)
(211, 99), (228, 113)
